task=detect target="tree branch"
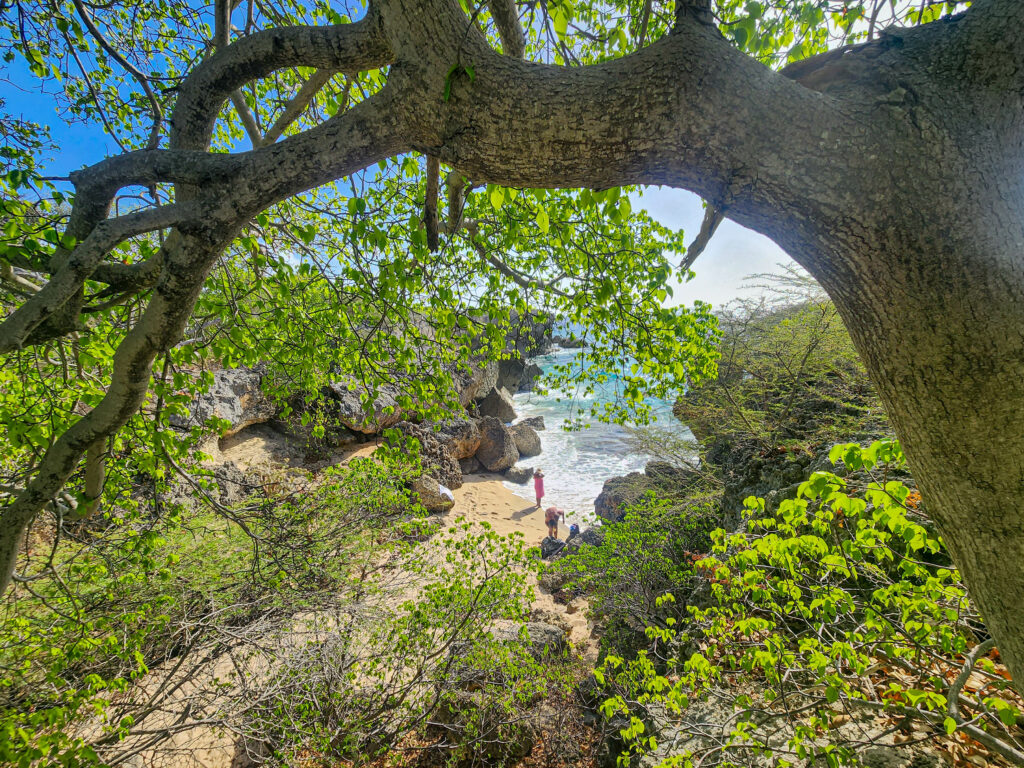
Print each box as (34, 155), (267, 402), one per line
(424, 155), (440, 251)
(171, 16), (391, 151)
(680, 203), (725, 272)
(0, 202), (196, 353)
(487, 0), (525, 58)
(71, 0), (165, 149)
(0, 85), (406, 597)
(948, 638), (996, 720)
(258, 69), (338, 146)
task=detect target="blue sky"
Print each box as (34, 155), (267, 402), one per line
(3, 53), (793, 310)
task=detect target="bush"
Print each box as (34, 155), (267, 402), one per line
(0, 454), (426, 766)
(543, 487), (719, 660)
(595, 441), (1024, 767)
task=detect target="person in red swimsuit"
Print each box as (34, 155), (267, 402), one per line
(533, 469), (545, 508)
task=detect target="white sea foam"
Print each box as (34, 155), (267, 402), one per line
(501, 347), (688, 528)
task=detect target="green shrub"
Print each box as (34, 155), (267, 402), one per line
(595, 441), (1022, 767)
(544, 488), (719, 660)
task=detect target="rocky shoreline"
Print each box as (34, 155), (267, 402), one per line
(173, 316), (557, 515)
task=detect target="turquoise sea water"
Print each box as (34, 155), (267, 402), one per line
(501, 346), (688, 526)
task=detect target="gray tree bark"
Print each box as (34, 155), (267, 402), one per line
(2, 0), (1024, 693)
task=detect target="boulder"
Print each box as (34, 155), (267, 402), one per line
(540, 536), (565, 559)
(505, 465), (534, 484)
(518, 363), (543, 393)
(510, 423), (542, 457)
(593, 472), (647, 522)
(325, 380), (405, 434)
(548, 525), (605, 562)
(475, 416), (520, 472)
(454, 360), (499, 406)
(459, 455), (483, 475)
(594, 463), (699, 522)
(391, 421), (462, 489)
(493, 620), (568, 661)
(272, 391), (361, 458)
(432, 418), (481, 459)
(497, 357), (526, 392)
(475, 386), (517, 422)
(552, 334), (586, 348)
(412, 475), (455, 514)
(538, 567), (572, 593)
(644, 461), (695, 483)
(517, 415), (546, 431)
(579, 526), (605, 547)
(175, 366), (277, 437)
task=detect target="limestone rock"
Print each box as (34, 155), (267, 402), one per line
(497, 357), (543, 393)
(391, 421), (462, 489)
(475, 386), (517, 422)
(459, 455), (483, 475)
(432, 418), (481, 459)
(518, 415), (546, 431)
(325, 380), (405, 434)
(497, 357), (526, 392)
(212, 461), (256, 506)
(595, 463), (699, 522)
(475, 416), (520, 472)
(579, 526), (605, 547)
(593, 472), (647, 522)
(538, 567), (572, 593)
(454, 360), (499, 406)
(518, 363), (543, 393)
(540, 536), (565, 559)
(493, 620), (568, 661)
(412, 475), (455, 514)
(510, 423), (542, 457)
(176, 366), (277, 437)
(505, 465), (534, 484)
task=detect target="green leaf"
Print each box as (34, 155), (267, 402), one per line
(489, 186), (504, 210)
(551, 6), (569, 40)
(536, 207), (550, 234)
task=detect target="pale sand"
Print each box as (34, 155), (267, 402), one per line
(448, 473), (599, 661)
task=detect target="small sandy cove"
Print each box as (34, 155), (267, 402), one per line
(213, 429), (596, 655)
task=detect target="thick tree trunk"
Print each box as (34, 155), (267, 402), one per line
(820, 218), (1024, 687)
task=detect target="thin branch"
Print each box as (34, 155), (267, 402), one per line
(487, 0), (526, 58)
(259, 69), (338, 146)
(215, 0), (265, 147)
(424, 155), (440, 252)
(948, 638), (996, 720)
(637, 0), (654, 48)
(446, 170), (467, 233)
(71, 0), (164, 149)
(680, 202), (724, 272)
(0, 202), (196, 354)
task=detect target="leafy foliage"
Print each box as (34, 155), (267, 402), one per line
(674, 269), (885, 453)
(0, 454), (429, 765)
(595, 441), (1024, 767)
(543, 488), (719, 658)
